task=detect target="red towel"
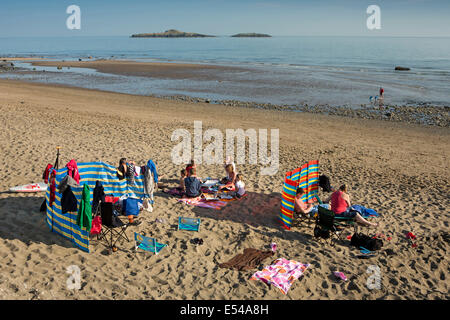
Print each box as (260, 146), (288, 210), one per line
(66, 159), (80, 184)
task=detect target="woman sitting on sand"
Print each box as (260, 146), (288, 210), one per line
(326, 185), (378, 228)
(220, 163), (237, 190)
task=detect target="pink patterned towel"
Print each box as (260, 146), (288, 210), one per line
(178, 197), (228, 210)
(251, 258), (309, 295)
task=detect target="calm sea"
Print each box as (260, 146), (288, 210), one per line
(1, 36), (450, 107)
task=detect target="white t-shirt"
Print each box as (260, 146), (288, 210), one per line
(235, 180), (245, 196)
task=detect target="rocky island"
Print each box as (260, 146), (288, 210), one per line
(231, 33), (271, 37)
(131, 29), (215, 38)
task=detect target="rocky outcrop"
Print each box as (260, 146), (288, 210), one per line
(131, 29), (215, 38)
(231, 33), (271, 37)
(395, 66), (411, 71)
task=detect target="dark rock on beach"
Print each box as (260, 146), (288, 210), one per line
(148, 93), (449, 127)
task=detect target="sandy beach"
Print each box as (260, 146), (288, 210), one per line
(0, 78), (448, 300)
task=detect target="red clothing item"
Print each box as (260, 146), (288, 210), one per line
(380, 88), (384, 96)
(331, 190), (349, 214)
(43, 163), (53, 184)
(49, 170), (56, 206)
(66, 159), (80, 184)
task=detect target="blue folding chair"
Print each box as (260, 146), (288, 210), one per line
(134, 232), (167, 255)
(178, 217), (201, 231)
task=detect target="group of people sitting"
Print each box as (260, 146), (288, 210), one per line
(294, 184), (378, 228)
(177, 159), (246, 199)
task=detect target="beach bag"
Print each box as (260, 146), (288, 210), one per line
(90, 216), (102, 235)
(351, 233), (383, 251)
(319, 175), (332, 193)
(123, 198), (140, 217)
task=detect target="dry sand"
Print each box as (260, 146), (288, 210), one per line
(0, 79), (448, 300)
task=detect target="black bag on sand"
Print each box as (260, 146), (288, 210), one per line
(319, 175), (332, 193)
(351, 233), (383, 251)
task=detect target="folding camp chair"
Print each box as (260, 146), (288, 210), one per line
(178, 217), (201, 231)
(313, 206), (356, 245)
(134, 232), (167, 255)
(99, 201), (129, 251)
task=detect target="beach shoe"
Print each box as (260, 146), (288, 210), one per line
(191, 238), (204, 245)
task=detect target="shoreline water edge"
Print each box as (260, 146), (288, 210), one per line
(0, 58), (448, 128)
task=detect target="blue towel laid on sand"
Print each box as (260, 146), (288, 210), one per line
(350, 205), (379, 218)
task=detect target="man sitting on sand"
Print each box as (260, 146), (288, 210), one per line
(294, 188), (315, 217)
(324, 184), (378, 228)
(184, 168), (203, 198)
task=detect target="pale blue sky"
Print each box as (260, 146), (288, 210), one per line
(0, 0), (449, 37)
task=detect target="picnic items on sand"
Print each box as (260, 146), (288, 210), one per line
(9, 182), (48, 193)
(270, 243), (277, 252)
(219, 248), (275, 271)
(251, 258), (310, 295)
(333, 271), (348, 281)
(45, 160), (154, 253)
(350, 233), (383, 251)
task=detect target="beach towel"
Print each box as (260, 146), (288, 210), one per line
(219, 248), (274, 271)
(147, 160), (158, 184)
(178, 197), (228, 210)
(163, 187), (184, 197)
(251, 258), (309, 295)
(350, 205), (379, 218)
(66, 159), (80, 184)
(76, 184), (92, 232)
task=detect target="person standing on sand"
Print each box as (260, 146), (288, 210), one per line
(379, 87), (385, 107)
(324, 185), (378, 228)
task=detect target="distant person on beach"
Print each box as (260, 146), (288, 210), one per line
(184, 168), (203, 198)
(325, 185), (378, 228)
(379, 87), (385, 106)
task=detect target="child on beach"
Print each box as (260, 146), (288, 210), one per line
(117, 158), (136, 182)
(186, 159), (196, 177)
(178, 169), (187, 191)
(184, 168), (203, 198)
(234, 174), (246, 198)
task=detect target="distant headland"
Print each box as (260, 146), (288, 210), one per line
(231, 33), (271, 37)
(131, 29), (215, 38)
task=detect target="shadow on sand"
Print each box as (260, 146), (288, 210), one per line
(0, 194), (76, 249)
